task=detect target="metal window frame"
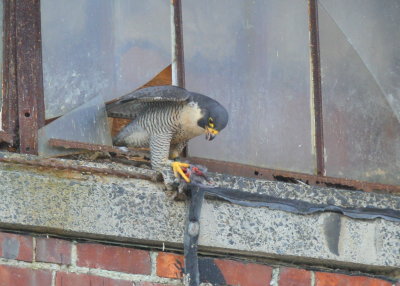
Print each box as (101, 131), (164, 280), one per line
(0, 0), (18, 145)
(0, 0), (398, 194)
(0, 0), (44, 153)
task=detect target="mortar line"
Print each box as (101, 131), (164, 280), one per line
(32, 237), (36, 262)
(0, 257), (61, 271)
(71, 241), (77, 266)
(150, 251), (158, 276)
(0, 257), (182, 284)
(270, 267), (280, 286)
(311, 271), (316, 286)
(51, 270), (56, 286)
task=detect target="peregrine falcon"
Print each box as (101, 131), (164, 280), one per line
(106, 85), (228, 183)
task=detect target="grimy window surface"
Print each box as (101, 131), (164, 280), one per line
(319, 0), (400, 185)
(37, 0), (400, 187)
(41, 0), (171, 119)
(183, 0), (314, 174)
(0, 0), (3, 120)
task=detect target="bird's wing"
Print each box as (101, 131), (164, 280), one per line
(106, 85), (191, 119)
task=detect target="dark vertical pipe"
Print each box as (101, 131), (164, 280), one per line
(172, 0), (185, 88)
(309, 0), (325, 176)
(172, 0), (187, 157)
(15, 0), (45, 154)
(184, 186), (204, 286)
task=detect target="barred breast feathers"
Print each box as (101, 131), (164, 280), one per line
(137, 102), (183, 134)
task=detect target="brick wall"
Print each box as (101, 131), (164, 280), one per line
(0, 232), (397, 286)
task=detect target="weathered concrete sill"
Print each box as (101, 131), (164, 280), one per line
(0, 153), (398, 275)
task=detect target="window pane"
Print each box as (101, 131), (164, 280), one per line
(183, 0), (314, 173)
(0, 0), (3, 119)
(319, 0), (400, 185)
(41, 0), (171, 119)
(38, 95), (112, 157)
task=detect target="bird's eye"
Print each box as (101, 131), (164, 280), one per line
(208, 117), (215, 128)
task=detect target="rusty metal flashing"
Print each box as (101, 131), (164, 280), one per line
(15, 0), (45, 154)
(44, 139), (399, 195)
(0, 152), (161, 182)
(0, 131), (14, 145)
(309, 0), (325, 176)
(48, 138), (150, 158)
(188, 157), (400, 195)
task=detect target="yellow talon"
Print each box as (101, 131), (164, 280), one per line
(171, 161), (190, 182)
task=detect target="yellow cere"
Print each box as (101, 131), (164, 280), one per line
(206, 126), (219, 135)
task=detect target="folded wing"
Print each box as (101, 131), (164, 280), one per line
(106, 85), (191, 119)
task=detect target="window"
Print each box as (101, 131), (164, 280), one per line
(318, 0), (400, 185)
(0, 0), (3, 116)
(0, 0), (399, 192)
(183, 0), (314, 174)
(41, 0), (171, 119)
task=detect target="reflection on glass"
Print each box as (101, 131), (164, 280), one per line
(319, 0), (400, 184)
(41, 0), (170, 119)
(38, 95), (112, 157)
(183, 0), (314, 173)
(0, 0), (3, 120)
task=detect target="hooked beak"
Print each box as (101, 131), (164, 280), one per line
(205, 126), (219, 141)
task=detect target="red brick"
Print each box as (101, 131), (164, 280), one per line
(156, 252), (184, 279)
(36, 237), (72, 264)
(77, 243), (151, 274)
(315, 272), (392, 286)
(55, 272), (132, 286)
(279, 267), (311, 286)
(214, 259), (272, 286)
(0, 265), (52, 286)
(0, 232), (33, 262)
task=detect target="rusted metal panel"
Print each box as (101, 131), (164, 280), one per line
(0, 152), (160, 182)
(189, 157), (400, 195)
(48, 138), (149, 158)
(15, 0), (45, 154)
(1, 0), (18, 144)
(309, 0), (325, 176)
(171, 0), (185, 88)
(0, 131), (14, 145)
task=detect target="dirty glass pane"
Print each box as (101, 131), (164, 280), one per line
(41, 0), (170, 119)
(0, 0), (3, 121)
(38, 95), (112, 157)
(319, 0), (400, 185)
(184, 0), (314, 173)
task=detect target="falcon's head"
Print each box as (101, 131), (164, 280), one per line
(193, 93), (229, 141)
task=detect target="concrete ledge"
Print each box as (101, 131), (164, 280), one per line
(0, 156), (399, 273)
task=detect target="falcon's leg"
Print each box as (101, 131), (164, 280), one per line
(169, 141), (188, 160)
(150, 134), (189, 185)
(170, 141), (191, 183)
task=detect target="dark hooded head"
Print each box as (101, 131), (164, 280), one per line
(192, 92), (229, 141)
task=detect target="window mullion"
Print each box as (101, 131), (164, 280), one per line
(1, 0), (18, 145)
(309, 0), (325, 176)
